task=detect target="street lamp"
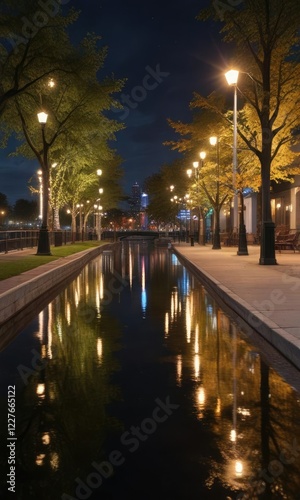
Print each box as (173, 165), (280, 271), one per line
(37, 170), (43, 222)
(36, 111), (51, 255)
(95, 169), (103, 241)
(209, 136), (221, 250)
(94, 204), (103, 241)
(200, 151), (206, 162)
(192, 163), (199, 244)
(199, 151), (206, 245)
(225, 69), (248, 256)
(225, 70), (239, 234)
(186, 166), (196, 245)
(0, 210), (5, 226)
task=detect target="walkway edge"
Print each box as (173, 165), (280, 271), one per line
(0, 243), (114, 328)
(173, 247), (300, 370)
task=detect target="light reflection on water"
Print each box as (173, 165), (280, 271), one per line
(0, 242), (300, 499)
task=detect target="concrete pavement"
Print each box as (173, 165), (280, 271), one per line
(1, 243), (300, 370)
(173, 243), (300, 370)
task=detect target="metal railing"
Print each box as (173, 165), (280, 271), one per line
(0, 230), (95, 254)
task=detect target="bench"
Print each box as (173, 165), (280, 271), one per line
(275, 231), (300, 252)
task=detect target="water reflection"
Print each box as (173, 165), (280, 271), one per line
(0, 242), (299, 499)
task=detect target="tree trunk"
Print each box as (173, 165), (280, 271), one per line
(53, 206), (61, 230)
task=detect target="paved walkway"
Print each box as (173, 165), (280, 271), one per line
(173, 243), (300, 370)
(1, 244), (300, 370)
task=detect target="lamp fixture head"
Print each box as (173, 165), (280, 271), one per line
(225, 69), (239, 86)
(37, 111), (48, 124)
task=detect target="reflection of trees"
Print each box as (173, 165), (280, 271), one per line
(3, 243), (300, 498)
(163, 268), (300, 498)
(16, 253), (123, 498)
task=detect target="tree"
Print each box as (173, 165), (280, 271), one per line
(165, 103), (247, 247)
(144, 160), (189, 228)
(197, 0), (300, 264)
(0, 192), (10, 225)
(13, 198), (37, 223)
(2, 31), (125, 251)
(0, 192), (9, 210)
(0, 0), (79, 118)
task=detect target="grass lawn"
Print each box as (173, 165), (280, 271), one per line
(0, 241), (108, 281)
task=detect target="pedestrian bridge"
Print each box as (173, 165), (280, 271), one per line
(102, 230), (160, 241)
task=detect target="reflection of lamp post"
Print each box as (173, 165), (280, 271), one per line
(209, 136), (221, 250)
(36, 111), (51, 255)
(225, 69), (248, 256)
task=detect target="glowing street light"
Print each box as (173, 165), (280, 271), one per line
(225, 69), (248, 256)
(225, 70), (239, 234)
(36, 111), (51, 255)
(209, 136), (221, 250)
(37, 111), (48, 125)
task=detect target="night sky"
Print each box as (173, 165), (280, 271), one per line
(0, 0), (229, 204)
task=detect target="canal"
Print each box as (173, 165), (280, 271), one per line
(1, 242), (300, 500)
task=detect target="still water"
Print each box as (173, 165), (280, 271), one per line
(1, 242), (300, 500)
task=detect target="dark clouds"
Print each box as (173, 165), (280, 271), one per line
(0, 0), (228, 203)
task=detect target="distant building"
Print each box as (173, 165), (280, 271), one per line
(127, 183), (149, 229)
(129, 182), (141, 215)
(141, 192), (149, 209)
(140, 192), (149, 229)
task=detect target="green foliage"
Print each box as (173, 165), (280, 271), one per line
(144, 160), (189, 223)
(13, 198), (37, 221)
(0, 192), (9, 209)
(197, 0), (300, 221)
(0, 2), (126, 220)
(0, 0), (79, 119)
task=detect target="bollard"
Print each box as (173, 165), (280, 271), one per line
(190, 236), (194, 246)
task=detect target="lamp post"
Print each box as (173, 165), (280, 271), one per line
(209, 136), (221, 250)
(191, 161), (199, 245)
(199, 151), (206, 245)
(0, 210), (5, 226)
(95, 169), (103, 241)
(225, 69), (248, 256)
(184, 193), (190, 243)
(36, 111), (51, 255)
(225, 70), (239, 234)
(37, 169), (43, 223)
(94, 204), (103, 241)
(186, 170), (193, 243)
